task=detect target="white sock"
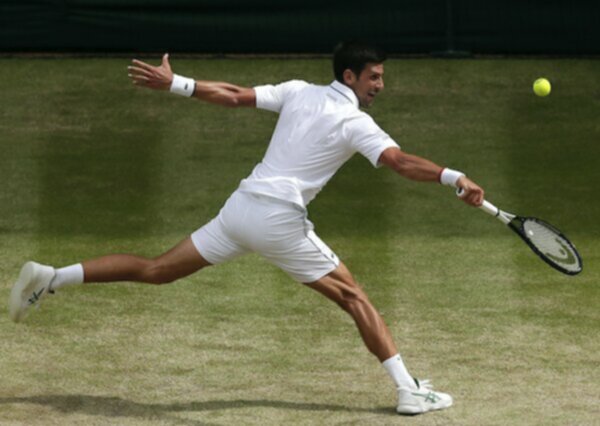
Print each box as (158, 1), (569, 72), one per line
(382, 354), (417, 390)
(50, 264), (84, 290)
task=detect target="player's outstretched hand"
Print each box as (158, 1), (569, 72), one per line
(457, 176), (484, 207)
(128, 53), (173, 91)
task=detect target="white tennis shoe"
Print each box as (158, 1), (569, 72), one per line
(9, 261), (56, 323)
(396, 379), (453, 415)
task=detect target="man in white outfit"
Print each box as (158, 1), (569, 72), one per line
(10, 42), (484, 415)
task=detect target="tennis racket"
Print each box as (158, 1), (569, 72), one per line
(457, 189), (582, 275)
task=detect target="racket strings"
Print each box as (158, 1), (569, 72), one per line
(522, 219), (581, 273)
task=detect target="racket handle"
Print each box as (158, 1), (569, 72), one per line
(456, 188), (499, 216)
(480, 200), (499, 216)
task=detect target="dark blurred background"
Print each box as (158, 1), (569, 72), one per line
(1, 0), (599, 55)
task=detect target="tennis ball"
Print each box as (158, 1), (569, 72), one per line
(533, 78), (551, 97)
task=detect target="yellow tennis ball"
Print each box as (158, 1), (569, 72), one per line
(533, 78), (551, 97)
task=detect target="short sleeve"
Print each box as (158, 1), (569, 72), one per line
(253, 80), (309, 113)
(347, 114), (400, 167)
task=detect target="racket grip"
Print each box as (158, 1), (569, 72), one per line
(479, 200), (499, 216)
(456, 188), (499, 216)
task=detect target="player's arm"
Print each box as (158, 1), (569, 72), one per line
(192, 81), (255, 107)
(378, 147), (484, 206)
(128, 54), (256, 108)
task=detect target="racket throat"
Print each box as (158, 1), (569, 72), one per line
(496, 210), (515, 225)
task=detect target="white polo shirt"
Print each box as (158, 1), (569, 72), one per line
(238, 80), (400, 207)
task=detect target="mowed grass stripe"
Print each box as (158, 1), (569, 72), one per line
(30, 60), (165, 240)
(0, 60), (48, 276)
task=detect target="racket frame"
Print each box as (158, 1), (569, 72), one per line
(477, 199), (582, 275)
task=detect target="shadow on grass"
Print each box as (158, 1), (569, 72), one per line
(0, 394), (394, 424)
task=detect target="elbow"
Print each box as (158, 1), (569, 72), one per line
(379, 147), (406, 174)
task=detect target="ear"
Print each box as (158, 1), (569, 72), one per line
(343, 69), (357, 86)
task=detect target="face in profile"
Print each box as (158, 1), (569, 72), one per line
(344, 63), (385, 108)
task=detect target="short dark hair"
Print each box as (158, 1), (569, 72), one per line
(333, 41), (387, 83)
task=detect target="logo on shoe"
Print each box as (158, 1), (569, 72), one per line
(412, 391), (441, 403)
(28, 288), (45, 305)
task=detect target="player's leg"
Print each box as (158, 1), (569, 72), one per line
(245, 199), (449, 413)
(82, 236), (211, 284)
(304, 261), (397, 362)
(8, 237), (212, 323)
(10, 192), (249, 323)
(305, 262), (452, 415)
(244, 198), (424, 403)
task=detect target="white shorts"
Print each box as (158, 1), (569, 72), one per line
(191, 190), (339, 283)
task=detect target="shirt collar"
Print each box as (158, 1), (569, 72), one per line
(330, 80), (359, 108)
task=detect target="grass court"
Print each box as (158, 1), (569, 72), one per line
(0, 57), (599, 425)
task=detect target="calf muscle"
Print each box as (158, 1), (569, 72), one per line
(305, 263), (398, 362)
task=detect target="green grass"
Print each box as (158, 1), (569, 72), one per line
(0, 58), (599, 425)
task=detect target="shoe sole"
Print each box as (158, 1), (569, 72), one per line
(9, 262), (41, 323)
(397, 398), (453, 415)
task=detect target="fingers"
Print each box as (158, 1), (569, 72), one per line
(457, 180), (484, 207)
(475, 189), (484, 206)
(131, 53), (170, 72)
(461, 187), (484, 207)
(162, 53), (171, 70)
(127, 55), (173, 90)
(469, 191), (484, 207)
(128, 65), (153, 78)
(127, 65), (152, 87)
(131, 59), (156, 71)
(129, 73), (149, 85)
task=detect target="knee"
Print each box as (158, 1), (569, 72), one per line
(142, 260), (177, 285)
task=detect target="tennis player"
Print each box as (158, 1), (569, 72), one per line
(10, 41), (484, 415)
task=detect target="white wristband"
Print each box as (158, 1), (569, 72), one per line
(170, 74), (195, 97)
(440, 168), (465, 187)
